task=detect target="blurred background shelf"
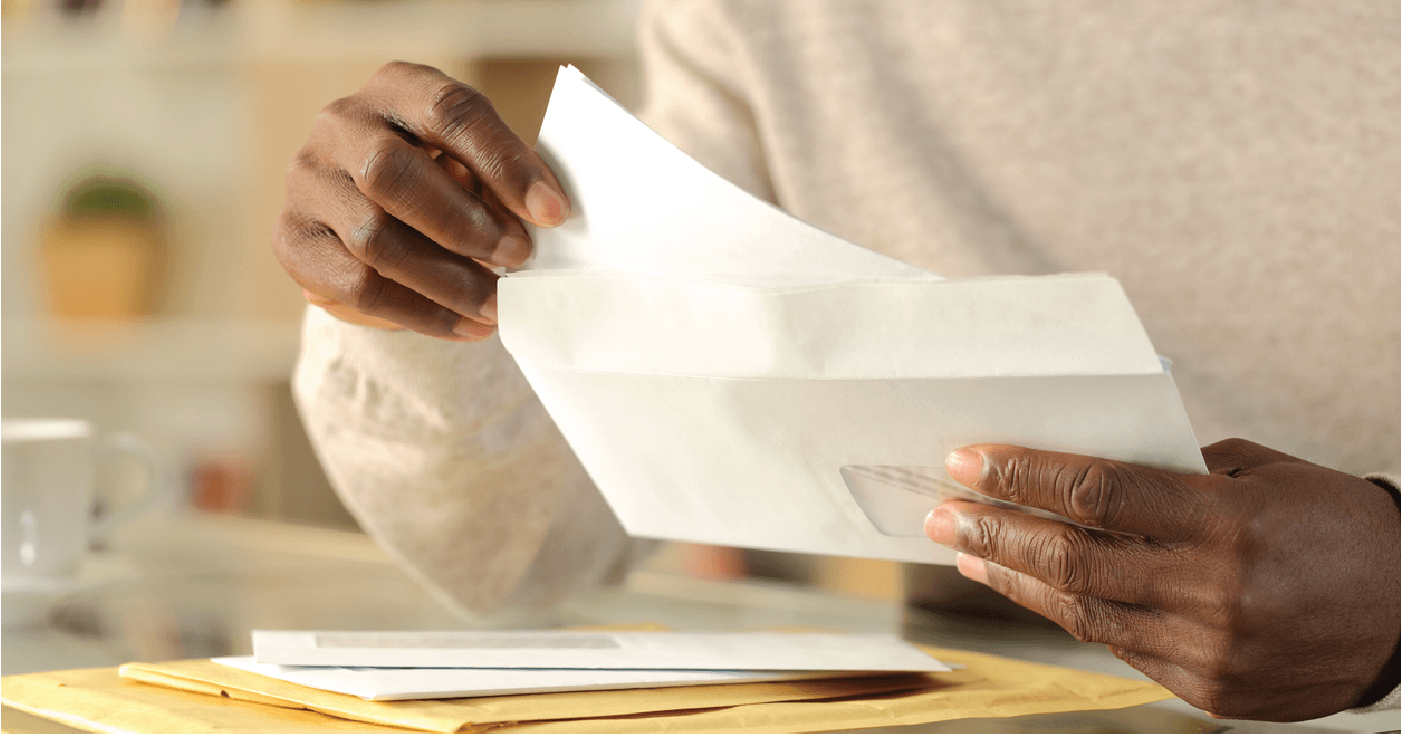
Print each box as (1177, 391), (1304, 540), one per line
(2, 0), (643, 72)
(2, 0), (900, 606)
(3, 319), (299, 382)
(3, 0), (643, 530)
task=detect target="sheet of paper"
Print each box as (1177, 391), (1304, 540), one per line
(520, 67), (934, 281)
(211, 657), (870, 701)
(251, 631), (952, 673)
(498, 66), (1206, 564)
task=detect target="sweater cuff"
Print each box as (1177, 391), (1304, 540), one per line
(1366, 472), (1401, 504)
(1352, 684), (1401, 714)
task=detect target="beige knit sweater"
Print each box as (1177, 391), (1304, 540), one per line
(293, 0), (1400, 709)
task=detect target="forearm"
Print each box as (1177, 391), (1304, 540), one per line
(292, 306), (637, 620)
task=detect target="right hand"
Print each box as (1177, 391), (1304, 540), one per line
(274, 61), (570, 341)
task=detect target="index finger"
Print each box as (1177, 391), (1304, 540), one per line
(365, 61), (569, 228)
(944, 444), (1205, 539)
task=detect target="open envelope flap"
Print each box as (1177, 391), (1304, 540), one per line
(523, 66), (932, 281)
(500, 271), (1163, 379)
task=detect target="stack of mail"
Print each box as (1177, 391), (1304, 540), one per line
(2, 632), (1176, 732)
(499, 67), (1205, 565)
(225, 629), (952, 701)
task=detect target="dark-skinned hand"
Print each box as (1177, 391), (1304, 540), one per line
(925, 438), (1401, 721)
(274, 61), (570, 340)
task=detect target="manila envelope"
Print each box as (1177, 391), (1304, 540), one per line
(2, 647), (1172, 733)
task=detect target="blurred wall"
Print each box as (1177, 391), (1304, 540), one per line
(2, 0), (642, 529)
(1, 0), (900, 602)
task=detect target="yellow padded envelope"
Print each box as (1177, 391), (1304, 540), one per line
(1, 647), (1171, 733)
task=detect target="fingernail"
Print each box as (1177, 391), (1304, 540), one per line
(492, 233), (531, 268)
(956, 553), (988, 584)
(924, 506), (957, 546)
(946, 448), (985, 488)
(525, 181), (569, 227)
(452, 317), (494, 341)
(478, 294), (498, 325)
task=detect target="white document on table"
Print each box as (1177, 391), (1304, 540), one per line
(498, 66), (1206, 565)
(213, 655), (861, 701)
(251, 630), (952, 673)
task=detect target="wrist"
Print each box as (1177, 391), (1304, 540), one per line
(1355, 472), (1401, 709)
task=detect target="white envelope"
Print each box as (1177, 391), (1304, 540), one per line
(213, 655), (859, 701)
(250, 630), (951, 673)
(498, 67), (1205, 565)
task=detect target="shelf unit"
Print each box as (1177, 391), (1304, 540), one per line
(3, 0), (642, 71)
(3, 0), (642, 528)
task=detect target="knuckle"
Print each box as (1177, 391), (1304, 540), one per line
(472, 139), (525, 182)
(996, 455), (1036, 505)
(1202, 437), (1259, 457)
(345, 210), (394, 263)
(1199, 437), (1259, 474)
(318, 95), (359, 126)
(283, 155), (337, 214)
(1061, 461), (1122, 527)
(1050, 592), (1095, 642)
(377, 60), (439, 82)
(285, 147), (320, 183)
(309, 96), (368, 145)
(1209, 437), (1254, 453)
(963, 515), (999, 558)
(461, 198), (499, 237)
(274, 212), (328, 253)
(272, 209), (302, 246)
(272, 215), (338, 285)
(346, 266), (391, 315)
(424, 81), (492, 141)
(1040, 533), (1087, 593)
(376, 60), (414, 79)
(270, 212), (303, 266)
(359, 137), (418, 200)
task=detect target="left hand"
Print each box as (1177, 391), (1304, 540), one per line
(924, 438), (1401, 721)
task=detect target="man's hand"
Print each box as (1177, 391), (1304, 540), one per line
(274, 61), (570, 341)
(924, 438), (1401, 720)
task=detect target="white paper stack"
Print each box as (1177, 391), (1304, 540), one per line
(235, 630), (952, 701)
(498, 67), (1205, 565)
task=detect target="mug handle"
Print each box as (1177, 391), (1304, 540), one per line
(91, 432), (165, 541)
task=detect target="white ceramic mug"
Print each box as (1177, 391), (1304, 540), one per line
(2, 419), (162, 590)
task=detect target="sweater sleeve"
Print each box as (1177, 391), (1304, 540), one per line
(290, 0), (767, 620)
(292, 306), (643, 621)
